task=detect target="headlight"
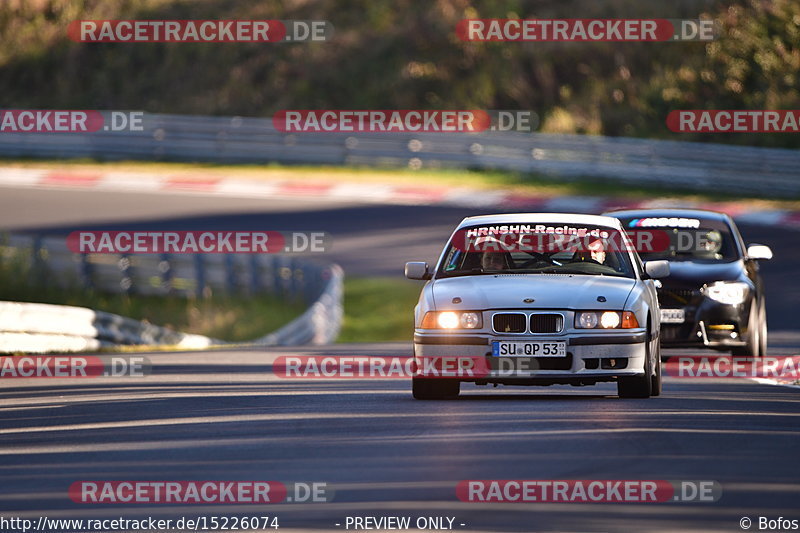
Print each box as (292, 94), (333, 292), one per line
(459, 312), (481, 328)
(437, 312), (460, 329)
(577, 312), (598, 329)
(575, 311), (640, 329)
(421, 311), (483, 329)
(600, 311), (621, 328)
(703, 282), (749, 305)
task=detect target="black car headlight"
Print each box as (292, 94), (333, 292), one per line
(703, 282), (749, 305)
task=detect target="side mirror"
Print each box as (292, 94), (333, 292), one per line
(643, 260), (670, 279)
(405, 261), (431, 280)
(746, 244), (773, 260)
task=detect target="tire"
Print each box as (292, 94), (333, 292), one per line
(412, 377), (460, 400)
(732, 300), (761, 357)
(650, 336), (662, 397)
(758, 299), (768, 358)
(618, 332), (653, 399)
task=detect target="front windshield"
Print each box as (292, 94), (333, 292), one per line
(437, 224), (636, 278)
(618, 217), (740, 263)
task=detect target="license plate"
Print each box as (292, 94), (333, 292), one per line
(492, 341), (566, 357)
(660, 309), (685, 324)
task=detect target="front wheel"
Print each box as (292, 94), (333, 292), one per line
(412, 377), (460, 400)
(732, 299), (764, 357)
(618, 337), (654, 399)
(650, 338), (662, 396)
(757, 298), (767, 357)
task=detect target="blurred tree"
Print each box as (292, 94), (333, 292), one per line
(0, 0), (796, 146)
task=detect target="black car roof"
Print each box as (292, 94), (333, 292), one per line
(603, 207), (732, 223)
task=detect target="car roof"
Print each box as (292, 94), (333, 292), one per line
(456, 213), (624, 230)
(603, 207), (732, 222)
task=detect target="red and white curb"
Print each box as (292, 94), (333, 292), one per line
(1, 166), (799, 228)
(751, 377), (800, 389)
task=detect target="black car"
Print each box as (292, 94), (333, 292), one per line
(604, 208), (772, 357)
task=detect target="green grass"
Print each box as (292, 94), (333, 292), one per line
(339, 277), (422, 342)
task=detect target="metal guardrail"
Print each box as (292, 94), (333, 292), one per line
(0, 300), (214, 352)
(0, 235), (343, 350)
(0, 112), (798, 195)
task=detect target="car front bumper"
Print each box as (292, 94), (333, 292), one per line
(657, 283), (757, 350)
(413, 330), (648, 383)
(659, 300), (751, 349)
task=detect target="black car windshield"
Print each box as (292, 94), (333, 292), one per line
(437, 223), (636, 278)
(617, 216), (740, 262)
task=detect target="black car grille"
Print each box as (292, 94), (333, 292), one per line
(658, 288), (700, 307)
(530, 314), (563, 333)
(493, 313), (526, 333)
(492, 313), (563, 333)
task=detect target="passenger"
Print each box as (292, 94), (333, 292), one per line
(572, 237), (607, 264)
(588, 238), (607, 264)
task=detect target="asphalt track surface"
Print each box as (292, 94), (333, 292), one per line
(1, 184), (799, 532)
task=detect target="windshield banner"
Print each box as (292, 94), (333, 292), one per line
(450, 226), (671, 253)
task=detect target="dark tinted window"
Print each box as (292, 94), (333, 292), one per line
(617, 216), (740, 262)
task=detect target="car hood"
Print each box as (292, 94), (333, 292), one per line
(662, 260), (744, 287)
(431, 274), (636, 310)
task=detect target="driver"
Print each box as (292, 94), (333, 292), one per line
(699, 230), (722, 254)
(481, 251), (510, 271)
